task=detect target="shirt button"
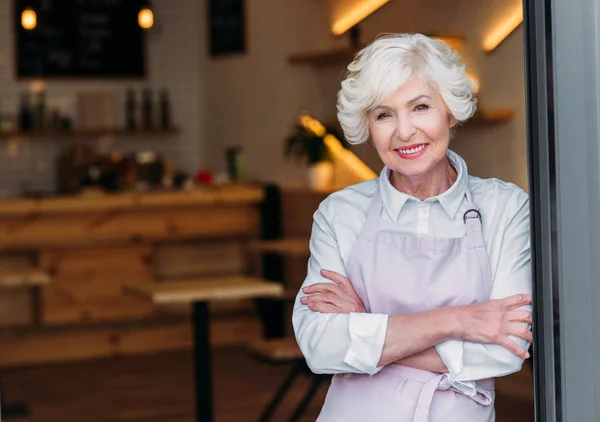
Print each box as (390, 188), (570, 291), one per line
(419, 207), (430, 217)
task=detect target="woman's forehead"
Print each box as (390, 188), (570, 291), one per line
(378, 76), (439, 104)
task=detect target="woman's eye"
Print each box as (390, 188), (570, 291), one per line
(414, 104), (430, 112)
(376, 112), (391, 120)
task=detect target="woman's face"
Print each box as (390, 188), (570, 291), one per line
(369, 75), (455, 181)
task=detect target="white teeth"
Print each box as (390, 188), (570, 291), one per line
(398, 145), (426, 154)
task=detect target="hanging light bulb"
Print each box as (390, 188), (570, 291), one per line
(21, 7), (37, 30)
(138, 7), (154, 29)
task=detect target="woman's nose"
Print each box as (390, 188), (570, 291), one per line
(396, 116), (417, 140)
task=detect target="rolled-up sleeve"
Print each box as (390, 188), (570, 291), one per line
(435, 190), (532, 397)
(292, 198), (388, 375)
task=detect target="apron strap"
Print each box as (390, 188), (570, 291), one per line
(360, 179), (384, 241)
(412, 373), (450, 422)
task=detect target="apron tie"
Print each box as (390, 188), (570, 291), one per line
(412, 373), (451, 422)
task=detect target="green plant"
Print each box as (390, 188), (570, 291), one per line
(284, 124), (348, 165)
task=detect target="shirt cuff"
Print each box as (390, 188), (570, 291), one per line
(343, 312), (388, 375)
(435, 340), (477, 398)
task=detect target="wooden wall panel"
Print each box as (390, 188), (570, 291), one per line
(40, 246), (156, 325)
(154, 240), (246, 279)
(0, 252), (38, 326)
(0, 287), (33, 326)
(0, 252), (36, 268)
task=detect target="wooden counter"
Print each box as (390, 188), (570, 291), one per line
(0, 184), (263, 218)
(0, 184), (268, 368)
(0, 185), (264, 250)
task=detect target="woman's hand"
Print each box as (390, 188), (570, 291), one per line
(457, 294), (533, 359)
(299, 269), (366, 314)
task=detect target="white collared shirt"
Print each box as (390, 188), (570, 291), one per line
(292, 150), (532, 397)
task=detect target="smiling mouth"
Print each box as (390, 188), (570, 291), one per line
(396, 144), (427, 155)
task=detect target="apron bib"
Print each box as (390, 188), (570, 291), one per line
(317, 180), (495, 422)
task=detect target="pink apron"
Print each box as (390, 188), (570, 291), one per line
(317, 180), (495, 422)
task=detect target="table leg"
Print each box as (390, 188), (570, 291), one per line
(192, 301), (213, 422)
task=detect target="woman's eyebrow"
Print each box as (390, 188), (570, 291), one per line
(406, 94), (431, 105)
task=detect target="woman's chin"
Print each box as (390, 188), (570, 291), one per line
(391, 159), (433, 177)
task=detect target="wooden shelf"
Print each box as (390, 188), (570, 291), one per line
(250, 238), (310, 258)
(287, 35), (464, 67)
(0, 127), (180, 140)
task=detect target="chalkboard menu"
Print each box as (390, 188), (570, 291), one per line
(208, 0), (245, 57)
(15, 0), (147, 78)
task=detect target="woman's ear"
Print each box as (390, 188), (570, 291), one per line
(449, 114), (457, 128)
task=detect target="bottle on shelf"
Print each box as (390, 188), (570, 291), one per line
(125, 89), (137, 130)
(159, 88), (172, 130)
(18, 91), (33, 132)
(225, 146), (244, 181)
(141, 88), (153, 130)
(34, 89), (47, 131)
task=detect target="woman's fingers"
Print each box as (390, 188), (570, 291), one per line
(503, 323), (534, 344)
(304, 300), (342, 314)
(302, 283), (354, 302)
(300, 293), (345, 313)
(321, 269), (357, 295)
(320, 269), (346, 284)
(302, 282), (338, 294)
(300, 279), (365, 313)
(505, 310), (533, 324)
(500, 294), (533, 310)
(498, 337), (531, 360)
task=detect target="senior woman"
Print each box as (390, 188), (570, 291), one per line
(292, 33), (532, 422)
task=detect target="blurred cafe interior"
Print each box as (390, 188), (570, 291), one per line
(0, 0), (533, 421)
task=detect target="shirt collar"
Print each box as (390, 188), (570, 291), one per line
(379, 149), (469, 222)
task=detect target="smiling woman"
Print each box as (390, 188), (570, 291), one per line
(293, 33), (533, 422)
(369, 76), (458, 199)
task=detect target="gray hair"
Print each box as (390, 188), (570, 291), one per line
(337, 33), (477, 145)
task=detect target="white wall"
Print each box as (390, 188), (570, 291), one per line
(203, 0), (529, 191)
(202, 0), (345, 186)
(0, 0), (528, 196)
(0, 0), (203, 197)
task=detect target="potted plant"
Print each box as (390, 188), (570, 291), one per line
(284, 122), (346, 190)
